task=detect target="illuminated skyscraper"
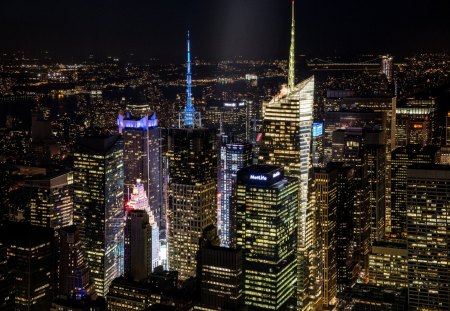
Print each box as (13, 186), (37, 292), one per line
(314, 164), (338, 309)
(125, 180), (160, 274)
(390, 145), (438, 238)
(407, 164), (450, 310)
(236, 165), (298, 310)
(124, 210), (155, 281)
(166, 127), (217, 281)
(73, 135), (124, 296)
(218, 138), (252, 247)
(26, 171), (73, 230)
(118, 109), (163, 233)
(258, 1), (317, 308)
(166, 32), (217, 281)
(179, 31), (201, 129)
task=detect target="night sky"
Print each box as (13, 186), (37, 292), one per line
(0, 0), (449, 61)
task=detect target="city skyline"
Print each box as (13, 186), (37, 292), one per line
(1, 1), (450, 310)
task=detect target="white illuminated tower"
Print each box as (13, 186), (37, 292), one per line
(126, 180), (160, 272)
(258, 1), (319, 309)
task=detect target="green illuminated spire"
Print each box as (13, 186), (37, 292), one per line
(288, 0), (295, 91)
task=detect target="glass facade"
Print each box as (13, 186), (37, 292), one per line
(218, 140), (252, 247)
(74, 135), (124, 297)
(236, 165), (298, 310)
(258, 76), (316, 309)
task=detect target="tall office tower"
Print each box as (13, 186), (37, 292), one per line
(236, 165), (298, 310)
(124, 210), (155, 281)
(390, 145), (438, 238)
(257, 2), (318, 308)
(312, 122), (324, 168)
(218, 138), (252, 247)
(331, 128), (370, 276)
(58, 225), (93, 298)
(0, 243), (14, 311)
(258, 6), (316, 306)
(166, 32), (217, 281)
(446, 112), (450, 145)
(396, 106), (434, 147)
(381, 55), (394, 83)
(197, 225), (244, 310)
(0, 222), (55, 311)
(26, 171), (73, 230)
(126, 181), (159, 271)
(341, 97), (396, 233)
(334, 164), (358, 295)
(73, 135), (124, 296)
(166, 127), (217, 280)
(118, 109), (163, 232)
(314, 164), (338, 309)
(407, 164), (450, 310)
(368, 240), (408, 288)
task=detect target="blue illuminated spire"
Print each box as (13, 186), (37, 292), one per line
(184, 31), (195, 127)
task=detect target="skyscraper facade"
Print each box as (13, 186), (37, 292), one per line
(218, 138), (252, 247)
(118, 110), (163, 233)
(26, 171), (73, 230)
(258, 2), (317, 307)
(314, 165), (338, 309)
(124, 210), (155, 281)
(58, 225), (93, 298)
(407, 165), (450, 310)
(166, 128), (217, 281)
(236, 165), (298, 310)
(73, 135), (124, 296)
(390, 145), (438, 238)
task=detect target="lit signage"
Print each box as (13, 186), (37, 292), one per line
(412, 124), (423, 129)
(272, 171), (280, 178)
(224, 103), (236, 107)
(250, 174), (267, 181)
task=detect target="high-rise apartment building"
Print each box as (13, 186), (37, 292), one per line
(26, 171), (73, 230)
(218, 138), (252, 247)
(390, 145), (438, 238)
(407, 164), (450, 310)
(446, 111), (450, 145)
(236, 165), (298, 310)
(73, 135), (124, 296)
